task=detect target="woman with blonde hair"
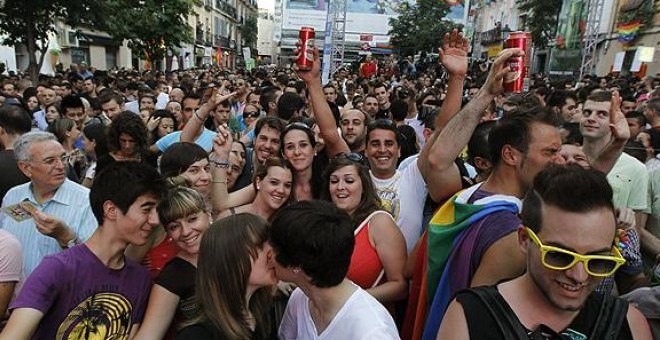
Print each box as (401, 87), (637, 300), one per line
(134, 185), (211, 339)
(176, 213), (277, 339)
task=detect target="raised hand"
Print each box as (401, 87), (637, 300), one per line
(293, 43), (322, 84)
(212, 124), (233, 160)
(481, 48), (523, 97)
(146, 116), (161, 132)
(438, 29), (468, 77)
(608, 90), (629, 143)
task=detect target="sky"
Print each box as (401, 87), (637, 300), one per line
(258, 0), (275, 12)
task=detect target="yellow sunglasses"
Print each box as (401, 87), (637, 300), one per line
(525, 227), (626, 277)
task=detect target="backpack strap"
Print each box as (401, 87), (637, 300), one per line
(464, 287), (529, 340)
(589, 294), (629, 340)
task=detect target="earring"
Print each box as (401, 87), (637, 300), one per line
(293, 268), (300, 274)
(256, 185), (260, 190)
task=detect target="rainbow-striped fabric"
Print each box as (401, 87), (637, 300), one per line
(417, 184), (521, 340)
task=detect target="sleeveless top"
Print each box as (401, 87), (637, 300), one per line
(346, 211), (390, 289)
(142, 236), (179, 279)
(456, 286), (633, 340)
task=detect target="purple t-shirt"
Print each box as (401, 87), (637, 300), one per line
(11, 244), (151, 339)
(468, 189), (522, 272)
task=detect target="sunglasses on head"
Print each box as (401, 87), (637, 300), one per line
(333, 151), (364, 163)
(525, 227), (625, 277)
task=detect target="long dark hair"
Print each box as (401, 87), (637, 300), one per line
(192, 213), (273, 339)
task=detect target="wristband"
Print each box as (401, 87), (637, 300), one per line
(212, 179), (228, 184)
(194, 110), (206, 121)
(60, 237), (79, 249)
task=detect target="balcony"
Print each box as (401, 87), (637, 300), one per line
(215, 0), (238, 20)
(480, 27), (502, 46)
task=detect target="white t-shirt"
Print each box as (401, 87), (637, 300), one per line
(395, 156), (428, 252)
(279, 284), (400, 340)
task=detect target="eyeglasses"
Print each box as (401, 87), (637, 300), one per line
(31, 155), (70, 167)
(525, 227), (626, 277)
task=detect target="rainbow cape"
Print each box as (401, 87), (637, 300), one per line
(416, 183), (521, 340)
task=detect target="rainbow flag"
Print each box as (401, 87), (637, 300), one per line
(617, 21), (641, 43)
(414, 184), (521, 340)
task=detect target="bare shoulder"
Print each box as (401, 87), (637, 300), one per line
(627, 304), (653, 340)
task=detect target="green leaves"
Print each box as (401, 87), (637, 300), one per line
(388, 0), (462, 56)
(518, 0), (562, 48)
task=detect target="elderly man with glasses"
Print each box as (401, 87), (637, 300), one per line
(0, 132), (97, 277)
(438, 165), (652, 340)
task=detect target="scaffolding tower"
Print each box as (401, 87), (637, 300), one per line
(579, 0), (605, 79)
(328, 0), (347, 77)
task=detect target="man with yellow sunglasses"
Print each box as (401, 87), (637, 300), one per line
(438, 165), (652, 339)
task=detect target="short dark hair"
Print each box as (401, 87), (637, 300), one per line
(586, 91), (612, 103)
(366, 118), (402, 146)
(90, 162), (165, 225)
(254, 115), (286, 137)
(270, 200), (355, 288)
(60, 95), (84, 112)
(259, 86), (280, 112)
(625, 110), (646, 127)
(546, 90), (577, 109)
(99, 92), (124, 106)
(160, 142), (208, 178)
(276, 92), (305, 122)
(390, 99), (408, 122)
(521, 165), (614, 233)
(488, 106), (559, 167)
(0, 104), (32, 135)
(467, 120), (496, 164)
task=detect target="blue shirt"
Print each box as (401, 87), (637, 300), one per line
(155, 129), (216, 153)
(0, 179), (97, 277)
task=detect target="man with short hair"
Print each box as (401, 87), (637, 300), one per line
(580, 91), (648, 225)
(33, 87), (57, 131)
(1, 132), (97, 277)
(438, 165), (652, 340)
(323, 84), (338, 104)
(0, 104), (31, 201)
(168, 87), (185, 103)
(0, 162), (163, 339)
(363, 94), (379, 119)
(340, 109), (369, 153)
(365, 119), (403, 219)
(61, 95), (92, 130)
(621, 95), (637, 114)
(259, 86), (282, 116)
(373, 83), (391, 119)
(82, 77), (96, 98)
(181, 93), (202, 125)
(233, 116), (286, 189)
(546, 90), (579, 124)
(277, 92), (305, 121)
(99, 93), (125, 122)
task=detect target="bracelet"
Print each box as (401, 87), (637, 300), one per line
(212, 179), (228, 184)
(194, 110), (206, 121)
(210, 159), (230, 168)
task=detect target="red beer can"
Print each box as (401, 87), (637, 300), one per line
(298, 27), (315, 71)
(503, 31), (532, 93)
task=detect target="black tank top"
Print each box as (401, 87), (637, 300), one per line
(455, 286), (633, 340)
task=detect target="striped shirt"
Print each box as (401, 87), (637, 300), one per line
(0, 179), (97, 277)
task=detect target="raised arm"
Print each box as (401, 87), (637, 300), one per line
(589, 90), (629, 174)
(433, 29), (469, 131)
(296, 46), (349, 157)
(210, 125), (256, 214)
(421, 49), (522, 202)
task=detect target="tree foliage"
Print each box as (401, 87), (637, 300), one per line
(388, 0), (463, 57)
(0, 0), (195, 77)
(518, 0), (562, 48)
(103, 0), (196, 65)
(240, 14), (258, 55)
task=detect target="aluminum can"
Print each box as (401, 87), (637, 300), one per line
(503, 31), (532, 93)
(298, 27), (315, 71)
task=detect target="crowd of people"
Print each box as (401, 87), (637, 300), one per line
(0, 29), (658, 339)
